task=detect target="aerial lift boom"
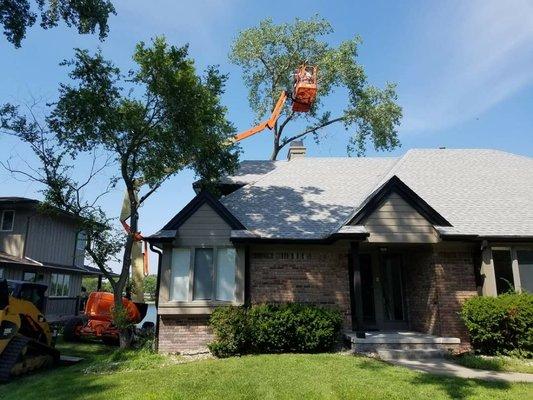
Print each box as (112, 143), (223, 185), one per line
(233, 65), (318, 143)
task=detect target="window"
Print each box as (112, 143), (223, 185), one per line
(0, 267), (4, 279)
(0, 210), (15, 231)
(170, 249), (190, 301)
(493, 249), (514, 294)
(170, 247), (237, 302)
(76, 231), (87, 251)
(23, 271), (44, 282)
(517, 250), (533, 293)
(50, 273), (71, 297)
(215, 248), (236, 301)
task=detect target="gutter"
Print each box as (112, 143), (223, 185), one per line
(149, 243), (163, 352)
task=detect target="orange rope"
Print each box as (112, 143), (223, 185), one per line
(120, 220), (149, 276)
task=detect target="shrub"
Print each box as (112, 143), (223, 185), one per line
(208, 306), (249, 357)
(208, 303), (343, 357)
(460, 292), (533, 357)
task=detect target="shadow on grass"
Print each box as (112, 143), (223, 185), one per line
(410, 371), (511, 400)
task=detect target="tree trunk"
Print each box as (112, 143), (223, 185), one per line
(270, 125), (281, 160)
(114, 187), (138, 349)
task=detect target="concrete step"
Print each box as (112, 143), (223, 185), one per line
(377, 348), (447, 360)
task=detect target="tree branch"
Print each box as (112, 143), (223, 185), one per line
(279, 116), (344, 149)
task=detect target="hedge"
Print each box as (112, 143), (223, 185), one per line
(208, 303), (343, 358)
(460, 292), (533, 357)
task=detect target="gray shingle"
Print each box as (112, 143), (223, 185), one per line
(221, 149), (533, 239)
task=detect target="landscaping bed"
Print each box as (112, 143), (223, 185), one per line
(0, 340), (531, 399)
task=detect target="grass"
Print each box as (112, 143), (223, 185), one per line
(0, 341), (531, 400)
(454, 354), (533, 374)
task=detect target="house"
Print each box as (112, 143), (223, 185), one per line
(0, 197), (107, 321)
(148, 146), (533, 354)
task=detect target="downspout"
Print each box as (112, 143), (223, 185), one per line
(149, 243), (163, 352)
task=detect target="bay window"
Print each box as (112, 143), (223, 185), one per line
(170, 247), (237, 302)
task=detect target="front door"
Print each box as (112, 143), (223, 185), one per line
(358, 252), (408, 331)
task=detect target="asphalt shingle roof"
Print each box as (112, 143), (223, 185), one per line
(220, 149), (533, 239)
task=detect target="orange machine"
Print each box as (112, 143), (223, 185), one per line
(63, 292), (148, 344)
(234, 64), (318, 142)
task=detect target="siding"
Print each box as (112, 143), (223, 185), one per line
(361, 192), (439, 243)
(175, 203), (232, 247)
(25, 214), (78, 266)
(0, 208), (30, 257)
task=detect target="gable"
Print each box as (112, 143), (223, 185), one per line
(360, 192), (439, 243)
(161, 191), (245, 247)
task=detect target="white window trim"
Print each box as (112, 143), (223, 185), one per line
(170, 246), (237, 304)
(49, 273), (72, 298)
(0, 210), (15, 232)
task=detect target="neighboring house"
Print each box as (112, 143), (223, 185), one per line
(148, 145), (533, 354)
(0, 197), (106, 321)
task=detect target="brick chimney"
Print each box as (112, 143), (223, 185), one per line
(287, 140), (306, 160)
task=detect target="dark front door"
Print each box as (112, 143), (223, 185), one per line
(379, 254), (408, 330)
(358, 252), (408, 331)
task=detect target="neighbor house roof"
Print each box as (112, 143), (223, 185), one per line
(0, 251), (108, 276)
(219, 149), (533, 240)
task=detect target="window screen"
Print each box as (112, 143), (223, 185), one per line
(171, 248), (190, 301)
(216, 248), (236, 301)
(193, 248), (213, 300)
(517, 250), (533, 293)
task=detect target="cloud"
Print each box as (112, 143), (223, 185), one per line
(401, 0), (533, 133)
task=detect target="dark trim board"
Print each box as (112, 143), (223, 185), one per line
(347, 175), (452, 227)
(230, 232), (369, 245)
(162, 190), (245, 231)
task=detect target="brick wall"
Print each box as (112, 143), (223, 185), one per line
(404, 250), (478, 350)
(158, 315), (212, 354)
(249, 246), (352, 328)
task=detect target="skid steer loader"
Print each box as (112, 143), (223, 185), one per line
(0, 279), (59, 382)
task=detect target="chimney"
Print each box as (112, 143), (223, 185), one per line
(287, 140), (306, 160)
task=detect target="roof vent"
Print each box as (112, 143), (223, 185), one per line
(287, 140), (306, 160)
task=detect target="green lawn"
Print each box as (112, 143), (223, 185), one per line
(0, 341), (531, 400)
(454, 354), (533, 374)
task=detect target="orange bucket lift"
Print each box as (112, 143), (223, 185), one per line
(234, 64), (318, 142)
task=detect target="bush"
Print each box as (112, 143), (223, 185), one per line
(460, 292), (533, 357)
(208, 303), (343, 357)
(208, 306), (249, 357)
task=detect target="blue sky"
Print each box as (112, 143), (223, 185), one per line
(1, 0), (532, 272)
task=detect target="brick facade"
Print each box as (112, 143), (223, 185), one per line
(157, 246), (478, 354)
(158, 315), (212, 354)
(249, 246), (352, 328)
(404, 250), (478, 350)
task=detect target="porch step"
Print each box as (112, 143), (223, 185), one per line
(377, 348), (447, 360)
(345, 331), (460, 359)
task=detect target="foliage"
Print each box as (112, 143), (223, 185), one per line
(1, 340), (530, 400)
(110, 303), (134, 330)
(230, 16), (402, 159)
(208, 303), (343, 357)
(2, 36), (238, 347)
(208, 305), (249, 357)
(0, 0), (115, 47)
(460, 292), (533, 357)
(82, 276), (113, 293)
(143, 274), (157, 300)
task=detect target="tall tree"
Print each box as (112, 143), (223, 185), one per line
(2, 37), (239, 347)
(0, 0), (115, 47)
(230, 16), (402, 160)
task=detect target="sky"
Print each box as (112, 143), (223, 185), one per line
(1, 0), (532, 273)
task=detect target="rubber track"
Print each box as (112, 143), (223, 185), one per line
(0, 335), (29, 382)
